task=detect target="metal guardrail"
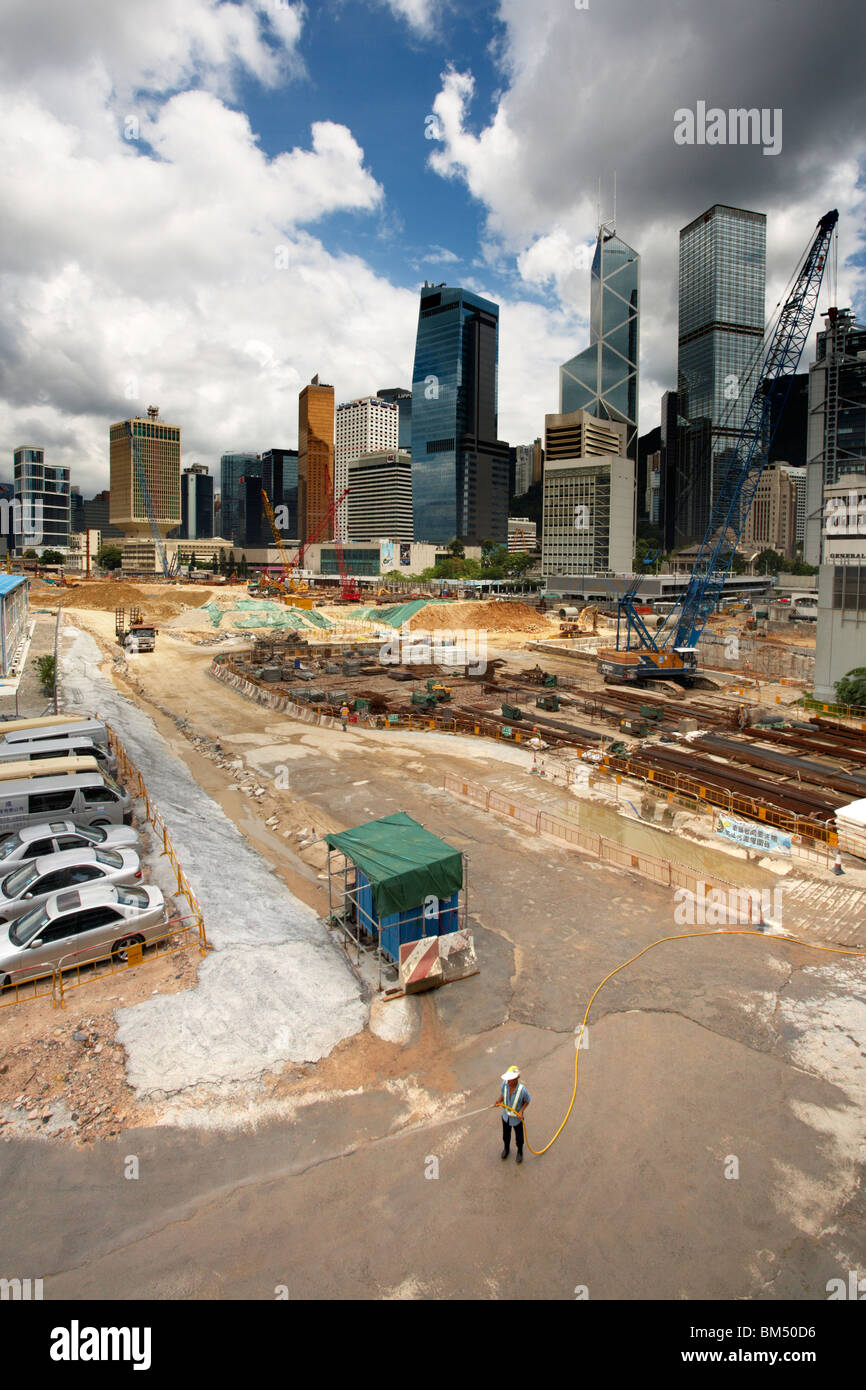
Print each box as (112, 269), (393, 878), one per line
(442, 773), (763, 921)
(0, 918), (202, 1011)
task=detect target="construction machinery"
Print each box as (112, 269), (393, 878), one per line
(115, 607), (157, 653)
(598, 209), (838, 685)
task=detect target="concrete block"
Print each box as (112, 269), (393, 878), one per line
(399, 937), (444, 993)
(438, 928), (478, 983)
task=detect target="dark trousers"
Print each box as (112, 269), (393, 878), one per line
(502, 1118), (524, 1154)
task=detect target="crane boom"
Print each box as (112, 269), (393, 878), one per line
(598, 208), (838, 685)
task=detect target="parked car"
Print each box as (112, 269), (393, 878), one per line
(0, 846), (141, 924)
(0, 821), (139, 867)
(0, 883), (168, 986)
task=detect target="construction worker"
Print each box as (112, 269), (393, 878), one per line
(495, 1065), (530, 1164)
(340, 702), (350, 732)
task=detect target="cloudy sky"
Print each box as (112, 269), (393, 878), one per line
(1, 0), (864, 496)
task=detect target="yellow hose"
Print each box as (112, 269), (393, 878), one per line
(500, 927), (866, 1157)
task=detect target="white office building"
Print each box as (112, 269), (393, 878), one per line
(347, 449), (413, 542)
(335, 397), (399, 536)
(541, 411), (635, 577)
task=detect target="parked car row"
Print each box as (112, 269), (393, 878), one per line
(0, 715), (170, 990)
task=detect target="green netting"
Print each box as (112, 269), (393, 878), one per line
(203, 598), (333, 631)
(350, 601), (443, 628)
(324, 811), (463, 918)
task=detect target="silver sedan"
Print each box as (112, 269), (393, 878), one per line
(0, 883), (168, 986)
(0, 821), (140, 869)
(0, 846), (142, 923)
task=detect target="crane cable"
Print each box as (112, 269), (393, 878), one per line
(497, 926), (866, 1157)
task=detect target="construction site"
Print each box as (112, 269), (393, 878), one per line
(3, 210), (866, 1308)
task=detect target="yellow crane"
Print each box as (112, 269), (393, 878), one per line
(260, 489), (310, 602)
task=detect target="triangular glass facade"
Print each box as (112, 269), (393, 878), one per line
(560, 227), (640, 460)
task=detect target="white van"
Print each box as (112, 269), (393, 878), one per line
(0, 717), (109, 750)
(0, 737), (118, 776)
(0, 763), (132, 834)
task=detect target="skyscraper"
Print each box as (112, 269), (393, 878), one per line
(804, 308), (866, 565)
(109, 406), (180, 538)
(376, 387), (412, 450)
(410, 284), (510, 544)
(335, 397), (399, 536)
(560, 223), (640, 463)
(180, 464), (214, 540)
(12, 447), (71, 550)
(298, 376), (335, 544)
(261, 448), (298, 538)
(220, 453), (260, 545)
(674, 204), (766, 548)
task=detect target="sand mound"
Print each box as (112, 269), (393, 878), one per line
(408, 600), (552, 633)
(64, 582), (213, 622)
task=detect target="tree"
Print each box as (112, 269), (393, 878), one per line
(835, 668), (866, 709)
(446, 538), (465, 559)
(23, 548), (38, 559)
(227, 550), (236, 576)
(218, 548), (227, 575)
(755, 548), (784, 575)
(97, 544), (122, 570)
(187, 553), (196, 573)
(729, 551), (747, 575)
(40, 549), (64, 565)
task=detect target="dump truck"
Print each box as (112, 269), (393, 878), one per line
(115, 607), (157, 653)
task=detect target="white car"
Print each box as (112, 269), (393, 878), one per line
(0, 820), (140, 869)
(0, 883), (168, 986)
(0, 847), (141, 924)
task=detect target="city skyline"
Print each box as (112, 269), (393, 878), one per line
(1, 0), (863, 498)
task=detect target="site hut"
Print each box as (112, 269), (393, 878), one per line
(0, 575), (31, 709)
(324, 812), (466, 991)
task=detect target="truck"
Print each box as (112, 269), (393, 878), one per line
(115, 607), (157, 653)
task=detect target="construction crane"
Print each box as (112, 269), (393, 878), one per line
(273, 487), (356, 599)
(256, 488), (309, 597)
(598, 208), (838, 686)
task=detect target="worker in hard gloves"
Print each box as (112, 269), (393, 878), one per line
(495, 1065), (530, 1164)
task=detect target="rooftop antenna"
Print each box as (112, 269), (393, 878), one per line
(613, 171), (616, 233)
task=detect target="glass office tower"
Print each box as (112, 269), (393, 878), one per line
(13, 447), (70, 549)
(560, 225), (640, 462)
(675, 204), (766, 546)
(410, 285), (510, 544)
(220, 453), (260, 545)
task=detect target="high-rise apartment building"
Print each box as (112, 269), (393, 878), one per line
(560, 224), (640, 463)
(12, 447), (71, 550)
(376, 387), (412, 450)
(335, 397), (399, 536)
(804, 308), (866, 565)
(347, 449), (413, 542)
(674, 204), (766, 549)
(180, 464), (214, 540)
(511, 445), (536, 499)
(220, 453), (260, 546)
(299, 376), (335, 544)
(410, 284), (510, 544)
(109, 407), (180, 538)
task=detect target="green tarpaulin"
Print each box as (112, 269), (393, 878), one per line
(324, 812), (463, 918)
(350, 601), (444, 628)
